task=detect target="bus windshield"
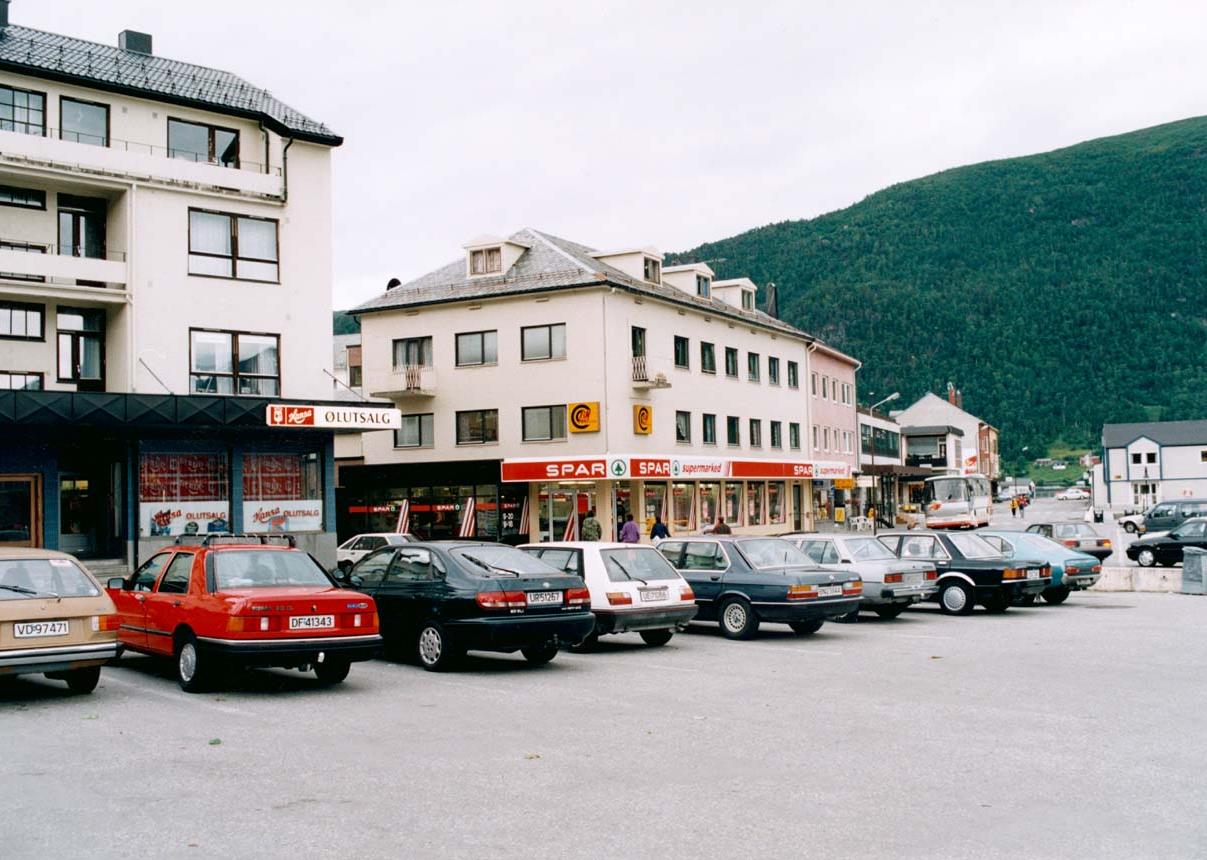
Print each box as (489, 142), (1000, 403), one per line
(926, 479), (968, 503)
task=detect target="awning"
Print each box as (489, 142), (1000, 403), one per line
(857, 464), (936, 478)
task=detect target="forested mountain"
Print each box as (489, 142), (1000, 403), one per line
(670, 116), (1207, 465)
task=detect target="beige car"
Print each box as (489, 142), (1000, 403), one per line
(0, 548), (122, 694)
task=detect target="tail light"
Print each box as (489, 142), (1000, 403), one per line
(787, 584), (817, 601)
(605, 591), (633, 606)
(924, 570), (938, 580)
(228, 615), (275, 633)
(843, 580), (862, 596)
(679, 585), (695, 601)
(928, 502), (941, 512)
(1091, 565), (1102, 573)
(566, 587), (591, 607)
(1101, 540), (1112, 549)
(91, 614), (121, 632)
(1002, 568), (1025, 580)
(1062, 540), (1078, 548)
(476, 590), (527, 610)
(884, 573), (903, 584)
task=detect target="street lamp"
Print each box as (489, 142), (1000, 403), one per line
(870, 391), (900, 412)
(866, 392), (899, 533)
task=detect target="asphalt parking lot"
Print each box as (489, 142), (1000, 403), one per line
(3, 587), (1205, 859)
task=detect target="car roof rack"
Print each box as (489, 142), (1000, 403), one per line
(173, 533), (297, 548)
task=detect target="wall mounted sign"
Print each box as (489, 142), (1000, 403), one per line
(633, 405), (653, 435)
(567, 402), (600, 433)
(266, 404), (401, 430)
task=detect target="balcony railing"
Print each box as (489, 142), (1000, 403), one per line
(12, 127), (280, 175)
(632, 354), (648, 382)
(631, 354), (671, 390)
(905, 454), (948, 469)
(0, 239), (127, 288)
(368, 364), (436, 400)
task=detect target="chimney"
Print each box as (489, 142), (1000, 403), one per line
(0, 1), (10, 28)
(946, 381), (957, 404)
(765, 281), (779, 319)
(119, 29), (153, 55)
(956, 389), (963, 410)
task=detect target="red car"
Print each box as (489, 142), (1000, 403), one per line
(105, 535), (381, 692)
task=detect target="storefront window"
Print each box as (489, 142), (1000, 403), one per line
(723, 482), (742, 526)
(643, 482), (667, 532)
(671, 482), (693, 531)
(768, 482), (785, 524)
(473, 484), (499, 539)
(698, 483), (719, 528)
(241, 453), (322, 533)
(138, 453), (229, 536)
(746, 482), (764, 525)
(538, 486), (575, 541)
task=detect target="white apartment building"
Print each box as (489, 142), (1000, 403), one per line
(1099, 420), (1207, 511)
(0, 5), (383, 567)
(345, 228), (860, 543)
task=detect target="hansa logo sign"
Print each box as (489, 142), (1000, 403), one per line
(568, 401), (600, 433)
(633, 404), (653, 435)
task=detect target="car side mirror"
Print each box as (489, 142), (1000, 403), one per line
(106, 576), (125, 590)
(349, 574), (365, 588)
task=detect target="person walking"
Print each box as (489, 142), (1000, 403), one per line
(650, 515), (670, 540)
(581, 508), (602, 542)
(619, 513), (641, 543)
(1010, 496), (1018, 518)
(712, 517), (732, 535)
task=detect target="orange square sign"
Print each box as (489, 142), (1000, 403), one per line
(633, 404), (653, 435)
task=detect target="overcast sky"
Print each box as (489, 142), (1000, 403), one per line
(23, 1), (1207, 308)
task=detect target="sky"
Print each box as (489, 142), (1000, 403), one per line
(20, 0), (1207, 308)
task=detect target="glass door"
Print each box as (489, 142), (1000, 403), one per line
(0, 475), (42, 547)
(59, 473), (98, 557)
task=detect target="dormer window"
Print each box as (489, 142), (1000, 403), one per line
(696, 275), (711, 298)
(470, 247), (502, 276)
(741, 290), (754, 310)
(644, 257), (661, 284)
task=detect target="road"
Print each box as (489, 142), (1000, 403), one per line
(988, 496), (1142, 564)
(3, 586), (1205, 858)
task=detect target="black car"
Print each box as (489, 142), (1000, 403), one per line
(338, 542), (595, 670)
(655, 536), (861, 639)
(876, 530), (1050, 615)
(1126, 517), (1207, 567)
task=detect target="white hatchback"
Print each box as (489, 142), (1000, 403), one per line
(520, 542), (698, 647)
(336, 533), (415, 572)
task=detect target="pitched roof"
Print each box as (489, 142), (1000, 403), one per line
(1102, 420), (1207, 448)
(352, 227), (821, 342)
(0, 24), (340, 145)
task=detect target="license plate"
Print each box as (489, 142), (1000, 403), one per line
(526, 591), (562, 606)
(14, 620), (69, 638)
(903, 572), (922, 585)
(817, 585), (842, 597)
(640, 588), (668, 603)
(1026, 569), (1040, 580)
(289, 615), (334, 630)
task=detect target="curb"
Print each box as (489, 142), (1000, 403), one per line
(1089, 566), (1183, 593)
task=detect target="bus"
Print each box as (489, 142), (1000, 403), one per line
(923, 475), (992, 529)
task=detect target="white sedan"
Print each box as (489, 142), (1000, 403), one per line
(520, 541), (698, 648)
(336, 532), (415, 571)
(1055, 488), (1090, 501)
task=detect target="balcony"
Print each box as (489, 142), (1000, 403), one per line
(0, 240), (126, 290)
(369, 364), (436, 400)
(0, 129), (284, 199)
(905, 454), (948, 469)
(631, 354), (671, 391)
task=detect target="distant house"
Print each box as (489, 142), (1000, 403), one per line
(1100, 419), (1207, 510)
(892, 388), (1001, 481)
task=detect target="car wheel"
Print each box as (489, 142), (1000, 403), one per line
(314, 658), (351, 685)
(175, 634), (210, 693)
(982, 591), (1010, 614)
(788, 620), (824, 636)
(938, 581), (975, 616)
(874, 604), (907, 620)
(416, 622), (460, 672)
(521, 643), (559, 665)
(639, 629), (674, 647)
(1043, 586), (1071, 605)
(1123, 522), (1137, 533)
(63, 666), (101, 694)
(1136, 548), (1156, 567)
(718, 597), (759, 639)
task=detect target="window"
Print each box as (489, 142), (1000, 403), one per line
(789, 422), (801, 450)
(156, 553), (195, 595)
(522, 405), (567, 442)
(811, 372), (818, 395)
(750, 419), (762, 447)
(675, 410), (691, 443)
(768, 357), (780, 385)
(393, 336), (433, 369)
(844, 431), (853, 453)
(456, 330), (497, 366)
(741, 290), (754, 310)
(702, 413), (717, 445)
(770, 421), (782, 449)
(521, 323), (566, 361)
(0, 85), (46, 136)
(348, 363), (362, 387)
(189, 329), (280, 395)
(469, 247), (502, 275)
(631, 326), (646, 357)
(188, 210), (279, 281)
(0, 371), (42, 390)
(747, 352), (760, 381)
(58, 194), (106, 260)
(0, 240), (47, 282)
(1202, 450), (1207, 463)
(1146, 452), (1157, 464)
(394, 413), (434, 448)
(644, 257), (661, 284)
(0, 301), (43, 340)
(138, 453), (229, 536)
(0, 184), (45, 210)
(1131, 453), (1141, 465)
(787, 361), (799, 388)
(746, 482), (763, 525)
(168, 118), (239, 167)
(701, 342), (716, 374)
(130, 556), (168, 592)
(768, 482), (785, 524)
(696, 275), (711, 298)
(724, 347), (738, 377)
(60, 97), (108, 147)
(457, 409), (499, 444)
(822, 377), (829, 399)
(242, 453), (322, 533)
(843, 383), (853, 405)
(683, 541), (727, 571)
(674, 336), (689, 369)
(727, 416), (740, 446)
(57, 307), (105, 387)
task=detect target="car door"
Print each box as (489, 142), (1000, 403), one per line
(374, 548), (444, 644)
(109, 553), (171, 651)
(142, 551), (195, 656)
(1146, 503), (1177, 533)
(1168, 520), (1206, 564)
(683, 541), (729, 612)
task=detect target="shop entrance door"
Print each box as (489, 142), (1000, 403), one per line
(792, 483), (802, 531)
(0, 475), (42, 547)
(59, 472), (100, 557)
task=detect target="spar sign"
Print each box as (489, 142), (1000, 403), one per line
(266, 404), (402, 430)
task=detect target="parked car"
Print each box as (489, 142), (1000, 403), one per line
(1118, 500), (1207, 535)
(106, 535), (381, 692)
(980, 530), (1101, 604)
(0, 549), (122, 694)
(876, 530), (1050, 615)
(336, 532), (415, 573)
(1023, 522), (1113, 562)
(1125, 518), (1207, 567)
(519, 542), (698, 648)
(654, 536), (861, 639)
(339, 541), (594, 670)
(778, 533), (938, 619)
(1054, 488), (1089, 501)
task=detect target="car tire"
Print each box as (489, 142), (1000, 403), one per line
(718, 597), (759, 639)
(416, 622), (460, 672)
(1136, 548), (1156, 567)
(1043, 586), (1071, 605)
(175, 633), (210, 693)
(521, 643), (559, 665)
(982, 591), (1010, 614)
(788, 619), (824, 636)
(63, 666), (101, 694)
(1123, 522), (1137, 533)
(639, 629), (674, 647)
(938, 581), (975, 616)
(314, 658), (351, 685)
(874, 604), (907, 620)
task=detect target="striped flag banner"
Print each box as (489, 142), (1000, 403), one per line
(562, 495), (580, 540)
(687, 486), (697, 532)
(459, 496), (477, 538)
(394, 499), (410, 534)
(519, 496), (530, 535)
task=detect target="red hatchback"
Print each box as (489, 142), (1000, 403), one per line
(105, 535), (381, 692)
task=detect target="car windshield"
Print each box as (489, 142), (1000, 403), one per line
(0, 558), (99, 599)
(214, 551), (332, 590)
(1054, 524), (1097, 538)
(948, 533), (1002, 559)
(845, 538), (897, 561)
(737, 539), (816, 569)
(599, 547), (680, 582)
(454, 545), (558, 577)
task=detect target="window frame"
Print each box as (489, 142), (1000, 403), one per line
(675, 410), (691, 443)
(187, 208), (280, 283)
(0, 184), (46, 210)
(811, 372), (818, 396)
(726, 415), (740, 447)
(700, 341), (716, 374)
(749, 418), (762, 448)
(789, 422), (801, 450)
(0, 370), (43, 390)
(724, 347), (739, 378)
(57, 306), (105, 386)
(521, 405), (568, 442)
(469, 247), (503, 275)
(787, 361), (799, 388)
(673, 335), (690, 369)
(643, 257), (661, 284)
(393, 413), (435, 449)
(521, 323), (567, 362)
(455, 329), (498, 367)
(59, 96), (110, 147)
(0, 300), (45, 341)
(770, 420), (782, 449)
(747, 352), (760, 382)
(741, 290), (754, 310)
(188, 327), (281, 396)
(167, 117), (241, 168)
(0, 84), (47, 137)
(696, 275), (711, 298)
(393, 336), (433, 369)
(768, 356), (780, 386)
(702, 413), (717, 446)
(456, 409), (500, 445)
(156, 552), (195, 595)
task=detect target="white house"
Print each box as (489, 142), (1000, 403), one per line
(1100, 420), (1207, 510)
(892, 388), (1001, 481)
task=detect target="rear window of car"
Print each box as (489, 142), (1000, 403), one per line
(1054, 524), (1096, 538)
(948, 533), (1002, 559)
(845, 538), (897, 561)
(737, 538), (816, 569)
(0, 558), (99, 599)
(454, 545), (560, 577)
(599, 547), (680, 582)
(214, 551), (332, 590)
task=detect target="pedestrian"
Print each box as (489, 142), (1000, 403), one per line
(619, 513), (641, 543)
(1010, 497), (1017, 518)
(581, 508), (602, 542)
(712, 517), (732, 535)
(650, 515), (670, 540)
(1019, 496), (1027, 518)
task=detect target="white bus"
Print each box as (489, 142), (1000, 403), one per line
(923, 475), (992, 529)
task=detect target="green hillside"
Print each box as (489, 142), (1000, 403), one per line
(670, 117), (1207, 466)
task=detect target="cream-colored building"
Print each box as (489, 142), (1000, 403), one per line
(346, 228), (860, 543)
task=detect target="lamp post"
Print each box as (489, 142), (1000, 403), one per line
(866, 392), (900, 531)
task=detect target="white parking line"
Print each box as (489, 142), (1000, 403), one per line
(892, 633), (954, 640)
